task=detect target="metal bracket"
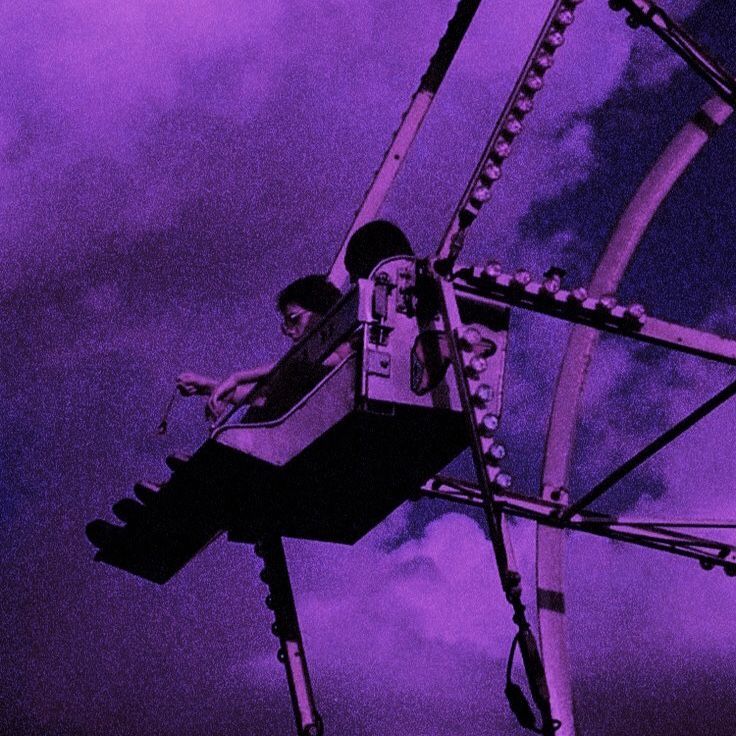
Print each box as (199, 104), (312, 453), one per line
(365, 349), (392, 377)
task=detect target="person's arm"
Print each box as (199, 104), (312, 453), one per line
(322, 339), (356, 368)
(219, 364), (275, 385)
(176, 372), (218, 397)
(206, 362), (275, 418)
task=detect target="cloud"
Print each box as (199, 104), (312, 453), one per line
(2, 1), (733, 734)
(0, 0), (710, 294)
(625, 0), (708, 88)
(293, 511), (516, 662)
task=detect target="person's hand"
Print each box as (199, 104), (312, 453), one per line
(176, 372), (216, 397)
(205, 374), (241, 420)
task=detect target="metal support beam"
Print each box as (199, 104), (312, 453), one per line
(558, 378), (736, 521)
(435, 0), (583, 269)
(328, 0), (484, 289)
(575, 518), (736, 528)
(433, 274), (559, 735)
(420, 476), (736, 573)
(255, 537), (323, 736)
(609, 0), (736, 105)
(450, 268), (736, 365)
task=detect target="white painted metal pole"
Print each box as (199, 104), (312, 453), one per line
(328, 0), (483, 289)
(535, 95), (732, 736)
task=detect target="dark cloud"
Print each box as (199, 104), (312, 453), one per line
(3, 0), (736, 734)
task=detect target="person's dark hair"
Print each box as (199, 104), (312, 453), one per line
(277, 274), (341, 315)
(344, 220), (413, 282)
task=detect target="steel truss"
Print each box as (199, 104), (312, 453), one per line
(270, 0), (736, 731)
(426, 260), (736, 577)
(266, 0), (736, 729)
(412, 2), (736, 729)
(418, 251), (736, 734)
(421, 476), (736, 573)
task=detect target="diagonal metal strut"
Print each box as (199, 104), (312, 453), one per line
(609, 0), (736, 105)
(558, 377), (736, 522)
(433, 271), (560, 735)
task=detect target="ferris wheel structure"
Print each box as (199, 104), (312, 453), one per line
(86, 1), (736, 734)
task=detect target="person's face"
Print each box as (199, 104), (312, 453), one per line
(280, 303), (317, 342)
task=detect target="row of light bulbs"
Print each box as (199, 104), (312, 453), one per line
(472, 261), (648, 326)
(463, 0), (584, 224)
(458, 326), (512, 490)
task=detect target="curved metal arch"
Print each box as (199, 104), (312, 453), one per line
(535, 95), (733, 735)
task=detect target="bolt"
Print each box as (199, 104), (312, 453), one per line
(524, 72), (544, 92)
(534, 51), (555, 72)
(495, 472), (512, 489)
(483, 163), (502, 182)
(625, 303), (647, 323)
(486, 442), (506, 461)
(599, 294), (618, 311)
(479, 414), (500, 435)
(467, 355), (488, 377)
(459, 327), (482, 350)
(513, 94), (534, 115)
(542, 275), (561, 294)
(555, 9), (575, 26)
(544, 30), (565, 48)
(569, 286), (588, 303)
(473, 383), (493, 406)
(494, 139), (511, 159)
(472, 183), (492, 203)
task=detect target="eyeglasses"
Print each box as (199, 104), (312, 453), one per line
(280, 307), (310, 334)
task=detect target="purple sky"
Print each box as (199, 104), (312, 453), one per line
(3, 1), (736, 734)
